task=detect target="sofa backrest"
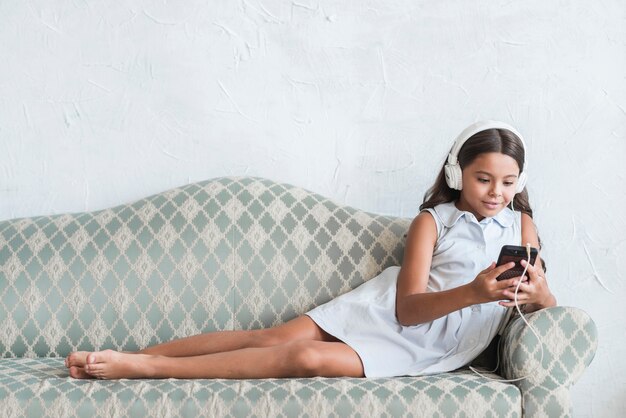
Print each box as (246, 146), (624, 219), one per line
(0, 177), (410, 357)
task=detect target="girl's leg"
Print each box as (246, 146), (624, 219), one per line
(138, 314), (337, 356)
(83, 339), (364, 380)
(66, 315), (335, 377)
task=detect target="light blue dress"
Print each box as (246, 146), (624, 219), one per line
(306, 201), (522, 377)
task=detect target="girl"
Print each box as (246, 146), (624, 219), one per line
(65, 120), (556, 380)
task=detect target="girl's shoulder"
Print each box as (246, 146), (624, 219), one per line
(420, 201), (464, 230)
(406, 210), (438, 248)
(417, 202), (457, 241)
(520, 212), (538, 241)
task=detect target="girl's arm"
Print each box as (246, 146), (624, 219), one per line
(500, 213), (557, 312)
(395, 212), (519, 327)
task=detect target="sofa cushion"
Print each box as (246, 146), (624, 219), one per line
(0, 358), (520, 417)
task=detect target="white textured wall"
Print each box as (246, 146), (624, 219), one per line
(1, 1), (624, 415)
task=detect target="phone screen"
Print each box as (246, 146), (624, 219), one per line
(496, 245), (538, 281)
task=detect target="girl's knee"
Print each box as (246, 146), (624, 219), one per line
(283, 341), (323, 377)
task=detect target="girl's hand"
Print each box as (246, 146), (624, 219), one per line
(499, 259), (555, 309)
(469, 262), (524, 304)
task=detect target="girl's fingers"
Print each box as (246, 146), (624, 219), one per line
(507, 282), (530, 293)
(522, 259), (547, 281)
(497, 276), (527, 290)
(502, 290), (519, 300)
(489, 262), (516, 279)
(500, 291), (529, 305)
(520, 259), (538, 275)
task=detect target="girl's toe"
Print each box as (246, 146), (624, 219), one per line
(69, 366), (92, 379)
(86, 363), (103, 373)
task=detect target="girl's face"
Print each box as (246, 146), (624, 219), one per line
(455, 152), (520, 221)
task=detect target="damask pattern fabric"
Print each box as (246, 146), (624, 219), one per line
(500, 306), (598, 417)
(0, 177), (408, 357)
(0, 358), (521, 418)
(0, 176), (597, 417)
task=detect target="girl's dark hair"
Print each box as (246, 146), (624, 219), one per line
(420, 128), (546, 271)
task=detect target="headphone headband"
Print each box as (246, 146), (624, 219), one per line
(445, 120), (528, 193)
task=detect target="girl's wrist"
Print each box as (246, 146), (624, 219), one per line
(464, 282), (483, 306)
(539, 292), (557, 308)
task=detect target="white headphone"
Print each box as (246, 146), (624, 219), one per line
(444, 120), (528, 194)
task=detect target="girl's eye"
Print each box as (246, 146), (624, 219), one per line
(478, 178), (515, 186)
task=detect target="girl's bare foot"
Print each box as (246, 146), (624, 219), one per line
(68, 366), (94, 379)
(65, 352), (97, 379)
(84, 350), (155, 379)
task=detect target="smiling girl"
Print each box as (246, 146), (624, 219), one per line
(65, 120), (555, 380)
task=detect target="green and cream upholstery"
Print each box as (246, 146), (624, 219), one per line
(0, 177), (597, 417)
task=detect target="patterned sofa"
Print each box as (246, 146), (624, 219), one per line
(0, 177), (597, 417)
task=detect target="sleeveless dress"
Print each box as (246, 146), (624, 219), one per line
(305, 201), (522, 377)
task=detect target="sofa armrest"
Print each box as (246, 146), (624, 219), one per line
(499, 306), (598, 417)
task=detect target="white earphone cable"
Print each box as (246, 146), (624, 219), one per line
(469, 201), (545, 382)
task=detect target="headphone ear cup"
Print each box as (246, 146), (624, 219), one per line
(445, 163), (463, 190)
(516, 172), (527, 193)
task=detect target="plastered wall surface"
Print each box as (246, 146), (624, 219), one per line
(1, 1), (624, 415)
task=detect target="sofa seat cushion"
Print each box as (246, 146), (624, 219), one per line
(0, 358), (521, 417)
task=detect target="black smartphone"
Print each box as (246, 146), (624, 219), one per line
(495, 245), (538, 281)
